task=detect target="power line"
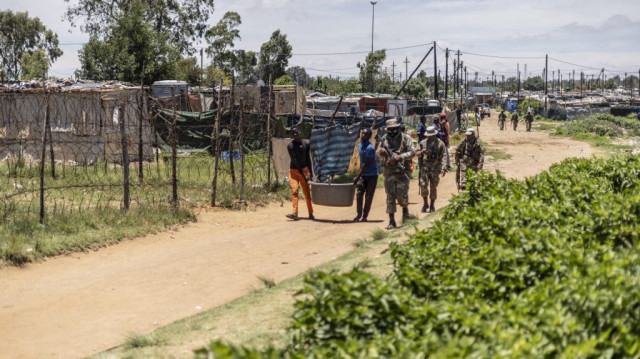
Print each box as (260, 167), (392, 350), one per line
(292, 42), (432, 56)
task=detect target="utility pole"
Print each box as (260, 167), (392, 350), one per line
(453, 59), (457, 101)
(391, 61), (396, 83)
(404, 56), (409, 82)
(457, 50), (461, 101)
(572, 69), (575, 91)
(544, 54), (548, 110)
(580, 72), (584, 97)
(517, 63), (520, 107)
(444, 48), (449, 100)
(433, 41), (438, 99)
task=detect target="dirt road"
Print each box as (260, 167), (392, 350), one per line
(0, 117), (594, 359)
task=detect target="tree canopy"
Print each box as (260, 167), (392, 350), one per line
(205, 11), (241, 74)
(357, 50), (386, 93)
(65, 0), (214, 56)
(75, 0), (180, 83)
(0, 10), (62, 80)
(258, 30), (292, 83)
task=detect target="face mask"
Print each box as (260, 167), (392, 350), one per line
(388, 129), (399, 136)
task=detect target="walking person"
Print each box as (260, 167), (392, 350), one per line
(498, 110), (507, 131)
(417, 126), (447, 213)
(286, 127), (314, 220)
(439, 113), (451, 170)
(376, 119), (415, 229)
(511, 111), (519, 131)
(352, 128), (379, 222)
(525, 110), (534, 132)
(417, 115), (428, 143)
(454, 128), (484, 191)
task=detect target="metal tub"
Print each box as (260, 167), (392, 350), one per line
(309, 182), (355, 207)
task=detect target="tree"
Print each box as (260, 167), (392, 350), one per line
(274, 74), (294, 86)
(402, 78), (428, 99)
(232, 50), (258, 85)
(75, 0), (180, 83)
(0, 10), (62, 80)
(175, 57), (201, 86)
(286, 66), (311, 87)
(205, 11), (241, 73)
(203, 66), (231, 86)
(357, 50), (386, 92)
(20, 49), (50, 80)
(65, 0), (214, 56)
(523, 76), (544, 91)
(258, 30), (292, 83)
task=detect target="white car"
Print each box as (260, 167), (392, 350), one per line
(477, 103), (491, 117)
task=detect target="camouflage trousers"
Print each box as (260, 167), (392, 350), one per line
(419, 170), (440, 201)
(384, 172), (410, 214)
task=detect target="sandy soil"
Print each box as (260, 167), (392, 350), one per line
(0, 116), (595, 359)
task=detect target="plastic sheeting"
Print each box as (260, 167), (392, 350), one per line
(309, 123), (361, 182)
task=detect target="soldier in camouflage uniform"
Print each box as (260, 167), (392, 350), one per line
(498, 110), (507, 131)
(416, 126), (447, 213)
(524, 110), (534, 132)
(454, 128), (484, 191)
(376, 119), (415, 229)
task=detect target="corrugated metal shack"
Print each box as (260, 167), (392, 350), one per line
(0, 81), (153, 164)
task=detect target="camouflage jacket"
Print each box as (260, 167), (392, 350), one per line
(525, 113), (534, 122)
(378, 132), (415, 174)
(455, 138), (484, 170)
(418, 137), (446, 173)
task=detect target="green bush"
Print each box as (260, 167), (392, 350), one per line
(557, 113), (640, 137)
(198, 154), (640, 358)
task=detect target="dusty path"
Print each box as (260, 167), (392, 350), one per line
(0, 117), (594, 359)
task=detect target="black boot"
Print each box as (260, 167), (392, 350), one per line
(421, 199), (428, 213)
(386, 214), (397, 229)
(402, 207), (410, 221)
(430, 199), (436, 212)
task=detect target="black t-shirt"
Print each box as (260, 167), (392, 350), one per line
(288, 140), (312, 174)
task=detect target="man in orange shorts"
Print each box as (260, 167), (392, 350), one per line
(286, 126), (314, 220)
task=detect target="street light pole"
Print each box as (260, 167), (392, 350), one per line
(370, 1), (377, 54)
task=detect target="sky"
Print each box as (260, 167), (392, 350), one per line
(2, 0), (640, 82)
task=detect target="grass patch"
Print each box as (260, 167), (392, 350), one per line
(257, 276), (277, 289)
(485, 149), (512, 161)
(125, 333), (167, 349)
(371, 228), (389, 241)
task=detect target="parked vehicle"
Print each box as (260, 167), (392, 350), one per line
(477, 103), (491, 117)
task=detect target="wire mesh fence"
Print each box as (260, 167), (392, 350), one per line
(0, 87), (279, 227)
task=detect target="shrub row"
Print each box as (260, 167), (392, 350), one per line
(556, 113), (640, 137)
(197, 154), (640, 358)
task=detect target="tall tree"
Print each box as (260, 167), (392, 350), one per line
(205, 11), (241, 73)
(75, 0), (180, 83)
(232, 49), (258, 85)
(357, 50), (385, 92)
(258, 30), (292, 83)
(286, 66), (310, 87)
(65, 0), (214, 56)
(175, 57), (202, 86)
(0, 10), (62, 80)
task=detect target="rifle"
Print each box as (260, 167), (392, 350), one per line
(381, 141), (407, 174)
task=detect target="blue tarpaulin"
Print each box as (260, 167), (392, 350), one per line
(310, 123), (361, 182)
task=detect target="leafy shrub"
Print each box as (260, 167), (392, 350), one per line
(198, 154), (640, 358)
(557, 113), (640, 137)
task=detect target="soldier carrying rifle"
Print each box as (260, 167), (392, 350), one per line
(455, 128), (484, 191)
(376, 119), (415, 229)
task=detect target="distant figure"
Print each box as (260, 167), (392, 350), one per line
(286, 127), (314, 221)
(439, 113), (451, 170)
(498, 110), (507, 131)
(511, 112), (519, 131)
(417, 115), (427, 142)
(454, 128), (484, 191)
(352, 128), (379, 222)
(525, 110), (534, 132)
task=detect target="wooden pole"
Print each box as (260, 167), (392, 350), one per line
(120, 99), (130, 210)
(211, 79), (223, 206)
(47, 94), (55, 178)
(39, 90), (49, 224)
(171, 87), (178, 206)
(266, 76), (272, 188)
(238, 99), (245, 197)
(229, 75), (236, 185)
(138, 92), (144, 182)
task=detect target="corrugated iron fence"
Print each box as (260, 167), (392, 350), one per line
(0, 86), (277, 226)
